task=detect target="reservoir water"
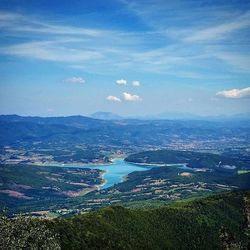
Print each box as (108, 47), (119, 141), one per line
(88, 159), (152, 189)
(50, 159), (186, 189)
(88, 160), (188, 189)
(50, 159), (152, 189)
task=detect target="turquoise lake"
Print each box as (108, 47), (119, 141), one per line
(88, 160), (189, 189)
(51, 159), (152, 189)
(50, 159), (188, 189)
(88, 159), (152, 189)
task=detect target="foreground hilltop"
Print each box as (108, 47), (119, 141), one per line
(1, 191), (249, 249)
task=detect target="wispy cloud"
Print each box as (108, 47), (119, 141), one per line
(123, 92), (142, 101)
(1, 41), (103, 63)
(0, 11), (108, 37)
(64, 77), (85, 84)
(106, 95), (121, 102)
(0, 10), (199, 75)
(122, 1), (250, 42)
(184, 11), (250, 42)
(0, 4), (249, 78)
(216, 87), (250, 98)
(118, 0), (250, 76)
(211, 51), (250, 72)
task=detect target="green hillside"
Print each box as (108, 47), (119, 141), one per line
(2, 191), (248, 249)
(49, 191), (249, 250)
(125, 149), (249, 169)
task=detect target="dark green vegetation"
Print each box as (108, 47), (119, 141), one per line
(125, 149), (249, 169)
(0, 164), (103, 215)
(1, 191), (249, 249)
(0, 214), (60, 250)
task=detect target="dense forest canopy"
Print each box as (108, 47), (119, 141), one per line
(1, 191), (249, 250)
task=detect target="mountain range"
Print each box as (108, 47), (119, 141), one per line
(89, 111), (250, 121)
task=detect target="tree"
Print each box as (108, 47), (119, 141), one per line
(0, 214), (60, 250)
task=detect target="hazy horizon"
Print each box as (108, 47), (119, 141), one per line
(1, 110), (250, 119)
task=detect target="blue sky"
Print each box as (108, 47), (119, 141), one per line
(0, 0), (250, 116)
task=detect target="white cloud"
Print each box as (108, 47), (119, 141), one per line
(123, 92), (142, 101)
(64, 77), (85, 84)
(132, 80), (140, 87)
(216, 87), (250, 98)
(116, 79), (127, 85)
(106, 95), (121, 102)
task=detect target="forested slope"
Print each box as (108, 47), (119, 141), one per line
(1, 191), (249, 250)
(48, 191), (249, 250)
(125, 149), (249, 169)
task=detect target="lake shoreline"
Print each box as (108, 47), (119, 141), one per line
(34, 158), (126, 168)
(96, 170), (108, 190)
(124, 160), (187, 167)
(35, 159), (157, 191)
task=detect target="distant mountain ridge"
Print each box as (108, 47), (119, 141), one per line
(132, 112), (250, 121)
(90, 111), (250, 121)
(0, 114), (107, 129)
(1, 112), (249, 122)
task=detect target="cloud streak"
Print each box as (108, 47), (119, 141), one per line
(184, 11), (250, 42)
(0, 41), (103, 63)
(0, 11), (109, 37)
(0, 3), (250, 79)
